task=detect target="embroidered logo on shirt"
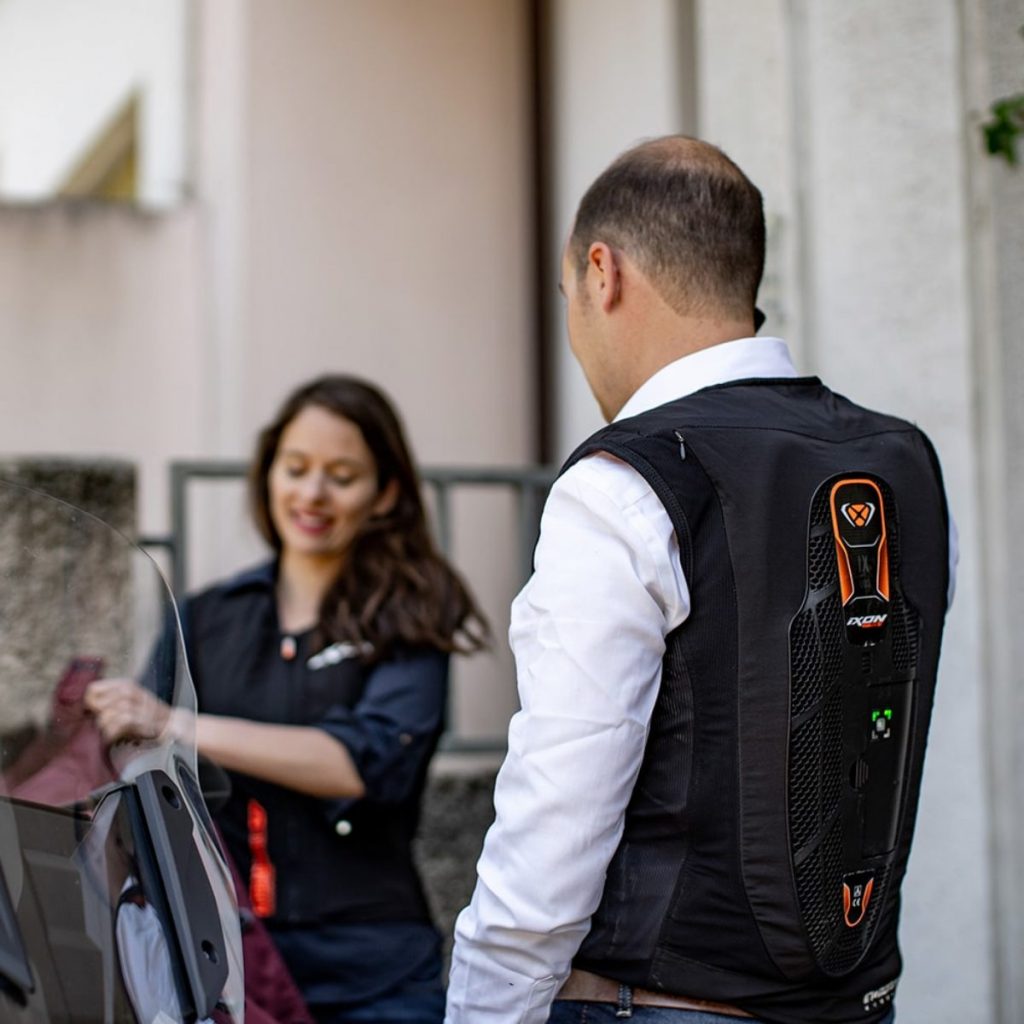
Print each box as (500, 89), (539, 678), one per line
(306, 642), (372, 671)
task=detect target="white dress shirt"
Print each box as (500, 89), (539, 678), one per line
(445, 338), (956, 1024)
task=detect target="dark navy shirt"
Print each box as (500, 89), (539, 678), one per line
(182, 562), (448, 1004)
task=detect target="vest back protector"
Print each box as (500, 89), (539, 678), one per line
(566, 378), (949, 1024)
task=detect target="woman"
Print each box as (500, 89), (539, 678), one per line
(88, 375), (487, 1024)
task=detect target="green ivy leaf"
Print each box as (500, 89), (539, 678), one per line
(982, 97), (1024, 165)
(982, 26), (1024, 165)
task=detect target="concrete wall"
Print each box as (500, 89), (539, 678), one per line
(966, 0), (1024, 1018)
(0, 204), (207, 532)
(548, 0), (696, 459)
(242, 1), (533, 463)
(0, 461), (136, 736)
(695, 0), (804, 363)
(0, 0), (188, 205)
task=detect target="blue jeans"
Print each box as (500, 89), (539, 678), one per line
(548, 1002), (896, 1024)
(308, 948), (445, 1024)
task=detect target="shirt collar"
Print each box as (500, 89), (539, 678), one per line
(614, 337), (797, 422)
(221, 560), (277, 596)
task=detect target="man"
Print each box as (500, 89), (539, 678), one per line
(445, 136), (953, 1024)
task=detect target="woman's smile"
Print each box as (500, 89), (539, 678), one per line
(289, 508), (334, 536)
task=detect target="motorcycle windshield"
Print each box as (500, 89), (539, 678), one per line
(0, 481), (243, 1024)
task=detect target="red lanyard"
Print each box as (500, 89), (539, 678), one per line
(247, 799), (276, 918)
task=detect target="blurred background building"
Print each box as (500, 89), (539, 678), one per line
(0, 0), (1022, 1020)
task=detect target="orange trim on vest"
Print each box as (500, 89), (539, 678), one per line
(843, 878), (875, 928)
(829, 478), (889, 603)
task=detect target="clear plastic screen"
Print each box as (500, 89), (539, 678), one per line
(0, 481), (243, 1024)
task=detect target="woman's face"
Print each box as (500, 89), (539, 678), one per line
(267, 404), (396, 564)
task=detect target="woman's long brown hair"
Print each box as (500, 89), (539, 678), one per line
(250, 375), (489, 661)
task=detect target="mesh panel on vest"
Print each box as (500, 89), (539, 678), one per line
(788, 475), (920, 977)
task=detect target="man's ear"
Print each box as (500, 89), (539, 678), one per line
(586, 242), (622, 313)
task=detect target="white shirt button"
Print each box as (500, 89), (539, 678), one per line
(334, 819), (353, 837)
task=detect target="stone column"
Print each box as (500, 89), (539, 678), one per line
(0, 460), (136, 755)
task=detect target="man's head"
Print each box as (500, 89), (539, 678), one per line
(561, 136), (766, 420)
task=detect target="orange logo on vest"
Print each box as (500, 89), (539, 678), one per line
(841, 502), (875, 528)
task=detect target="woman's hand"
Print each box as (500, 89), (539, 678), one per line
(86, 680), (365, 798)
(84, 679), (174, 745)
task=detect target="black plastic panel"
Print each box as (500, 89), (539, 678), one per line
(787, 474), (919, 977)
(134, 770), (228, 1021)
(0, 852), (32, 1003)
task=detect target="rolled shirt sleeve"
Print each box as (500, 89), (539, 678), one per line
(315, 648), (449, 806)
(445, 454), (690, 1024)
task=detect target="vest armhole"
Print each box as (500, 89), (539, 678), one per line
(568, 439), (696, 584)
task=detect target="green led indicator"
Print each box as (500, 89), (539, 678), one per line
(871, 710), (880, 722)
(884, 709), (893, 719)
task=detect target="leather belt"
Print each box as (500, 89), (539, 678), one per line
(556, 968), (753, 1018)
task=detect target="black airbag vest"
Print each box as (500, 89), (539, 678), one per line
(566, 379), (949, 1024)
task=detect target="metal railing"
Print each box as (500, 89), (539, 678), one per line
(138, 460), (559, 754)
(140, 460), (558, 599)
